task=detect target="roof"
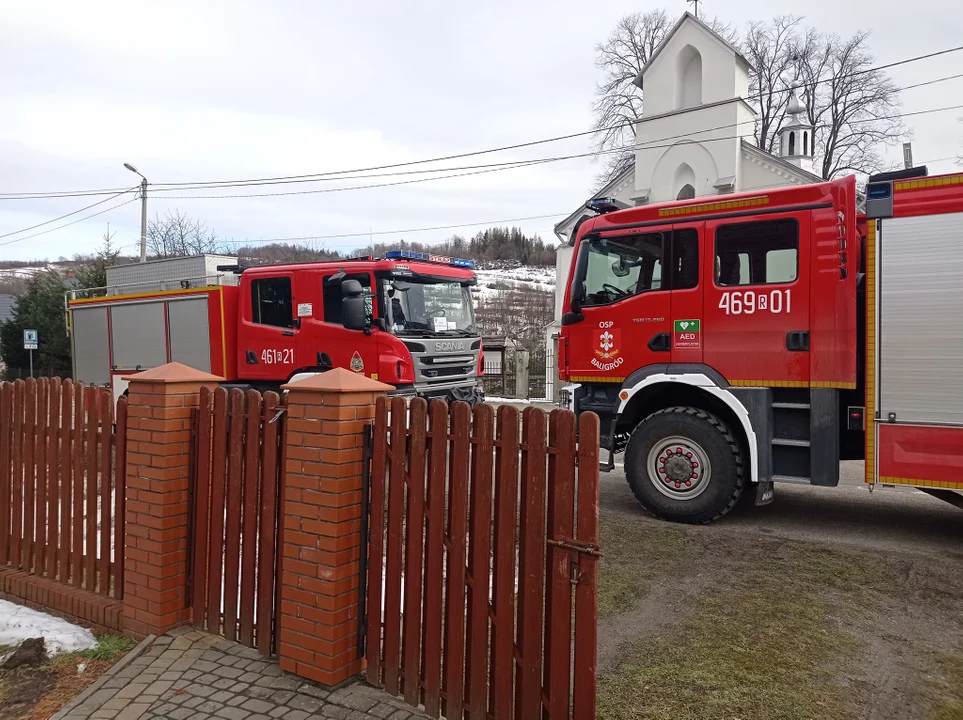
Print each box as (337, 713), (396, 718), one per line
(553, 163), (635, 239)
(633, 12), (750, 89)
(0, 294), (16, 325)
(741, 140), (823, 184)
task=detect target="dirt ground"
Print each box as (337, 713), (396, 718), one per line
(0, 635), (135, 720)
(595, 464), (963, 720)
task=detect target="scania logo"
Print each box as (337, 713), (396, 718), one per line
(434, 341), (466, 352)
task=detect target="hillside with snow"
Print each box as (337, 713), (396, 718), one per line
(472, 262), (555, 301)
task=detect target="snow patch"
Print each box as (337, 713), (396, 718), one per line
(0, 600), (98, 656)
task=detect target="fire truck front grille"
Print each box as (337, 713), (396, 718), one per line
(403, 338), (480, 388)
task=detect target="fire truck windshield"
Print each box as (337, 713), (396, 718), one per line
(382, 278), (476, 337)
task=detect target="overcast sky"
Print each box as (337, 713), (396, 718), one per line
(1, 0), (961, 263)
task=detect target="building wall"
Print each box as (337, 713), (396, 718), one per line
(642, 22), (748, 116)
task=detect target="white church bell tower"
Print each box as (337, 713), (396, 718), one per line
(779, 92), (815, 176)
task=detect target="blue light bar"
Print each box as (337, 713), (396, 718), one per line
(384, 250), (475, 269)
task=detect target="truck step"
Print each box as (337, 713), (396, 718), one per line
(772, 402), (810, 410)
(772, 474), (812, 484)
(772, 438), (811, 448)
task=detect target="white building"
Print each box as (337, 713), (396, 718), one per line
(545, 11), (821, 384)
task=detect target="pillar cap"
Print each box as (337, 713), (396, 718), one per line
(282, 368), (394, 393)
(123, 362), (225, 383)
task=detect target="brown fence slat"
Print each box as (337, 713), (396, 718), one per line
(383, 396), (407, 696)
(256, 392), (280, 655)
(222, 388), (245, 642)
(443, 401), (471, 719)
(239, 390), (261, 647)
(46, 379), (61, 579)
(114, 395), (127, 599)
(85, 386), (98, 593)
(34, 378), (47, 575)
(573, 412), (600, 720)
(465, 403), (495, 720)
(22, 378), (36, 572)
(544, 410), (577, 720)
(0, 382), (12, 566)
(366, 395), (389, 686)
(99, 390), (112, 595)
(206, 387), (230, 633)
(489, 405), (519, 720)
(10, 381), (24, 567)
(515, 406), (547, 719)
(421, 400), (448, 717)
(401, 398), (428, 705)
(60, 380), (73, 583)
(193, 387), (214, 626)
(72, 382), (85, 588)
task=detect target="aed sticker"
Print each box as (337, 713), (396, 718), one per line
(297, 303), (313, 317)
(350, 351), (365, 374)
(673, 319), (701, 348)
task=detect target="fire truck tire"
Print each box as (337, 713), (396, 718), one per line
(624, 407), (745, 524)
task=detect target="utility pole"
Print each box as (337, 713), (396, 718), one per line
(124, 163), (149, 263)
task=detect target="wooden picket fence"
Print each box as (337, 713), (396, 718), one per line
(366, 396), (601, 720)
(0, 377), (127, 602)
(190, 386), (285, 656)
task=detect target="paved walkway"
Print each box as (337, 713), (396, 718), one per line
(56, 628), (427, 720)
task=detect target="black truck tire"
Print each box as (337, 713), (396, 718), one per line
(624, 407), (745, 524)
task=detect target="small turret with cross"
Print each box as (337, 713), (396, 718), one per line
(687, 0), (701, 18)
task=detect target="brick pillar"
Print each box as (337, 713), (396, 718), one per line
(123, 362), (223, 638)
(278, 368), (392, 687)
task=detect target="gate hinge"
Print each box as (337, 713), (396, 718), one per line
(269, 407), (287, 424)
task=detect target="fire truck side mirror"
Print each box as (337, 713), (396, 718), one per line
(342, 279), (368, 332)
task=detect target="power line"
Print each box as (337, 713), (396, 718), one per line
(0, 187), (137, 239)
(3, 45), (962, 200)
(217, 212), (570, 245)
(0, 196), (139, 247)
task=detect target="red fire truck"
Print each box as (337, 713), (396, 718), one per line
(558, 169), (963, 523)
(66, 251), (484, 405)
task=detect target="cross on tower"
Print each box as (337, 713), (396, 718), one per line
(687, 0), (701, 18)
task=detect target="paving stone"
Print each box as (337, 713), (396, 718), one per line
(246, 686), (275, 700)
(155, 703), (178, 716)
(198, 673), (221, 684)
(260, 665), (282, 677)
(268, 708), (288, 719)
(297, 685), (330, 700)
(240, 698), (275, 714)
(115, 683), (150, 700)
(210, 690), (234, 703)
(387, 711), (412, 720)
(194, 660), (220, 673)
(318, 707), (350, 720)
(167, 627), (191, 637)
(154, 636), (175, 645)
(171, 657), (198, 672)
(184, 696), (205, 709)
(366, 704), (399, 719)
(213, 677), (238, 690)
(197, 700), (224, 713)
(160, 670), (183, 682)
(246, 662), (270, 674)
(339, 693), (377, 712)
(231, 681), (252, 693)
(239, 672), (261, 684)
(144, 680), (174, 696)
(215, 666), (244, 679)
(170, 635), (195, 650)
(186, 684), (217, 698)
(116, 703), (151, 720)
(169, 708), (195, 720)
(228, 696), (247, 707)
(247, 715), (272, 720)
(182, 669), (202, 681)
(173, 679), (191, 690)
(287, 695), (323, 713)
(277, 711), (309, 720)
(102, 698), (132, 712)
(213, 707), (251, 720)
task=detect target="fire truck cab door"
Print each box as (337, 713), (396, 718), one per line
(702, 212), (811, 385)
(240, 272), (301, 381)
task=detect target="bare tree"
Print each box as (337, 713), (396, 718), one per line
(793, 29), (904, 178)
(591, 11), (737, 188)
(745, 16), (804, 154)
(147, 210), (224, 258)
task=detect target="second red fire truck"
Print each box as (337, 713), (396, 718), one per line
(558, 169), (963, 523)
(67, 251), (484, 405)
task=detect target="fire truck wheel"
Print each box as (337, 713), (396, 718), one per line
(624, 407), (745, 524)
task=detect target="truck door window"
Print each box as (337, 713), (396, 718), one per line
(582, 232), (663, 306)
(671, 229), (700, 290)
(322, 273), (372, 325)
(251, 277), (293, 328)
(714, 219), (799, 286)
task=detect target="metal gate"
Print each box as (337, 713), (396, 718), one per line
(189, 386), (285, 654)
(364, 396), (601, 719)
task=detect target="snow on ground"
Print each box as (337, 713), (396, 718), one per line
(472, 264), (555, 302)
(0, 599), (97, 656)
